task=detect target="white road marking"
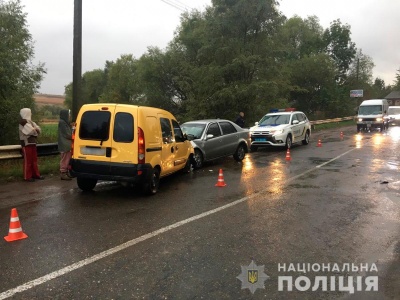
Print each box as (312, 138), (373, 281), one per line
(0, 146), (358, 299)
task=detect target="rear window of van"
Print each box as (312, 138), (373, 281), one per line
(113, 112), (134, 143)
(79, 111), (111, 140)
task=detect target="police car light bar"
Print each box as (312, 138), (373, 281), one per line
(269, 108), (296, 113)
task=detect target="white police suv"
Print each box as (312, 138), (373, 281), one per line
(249, 109), (311, 150)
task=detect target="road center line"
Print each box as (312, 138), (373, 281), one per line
(0, 146), (358, 299)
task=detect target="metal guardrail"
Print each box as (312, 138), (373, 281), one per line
(0, 116), (355, 161)
(0, 143), (59, 160)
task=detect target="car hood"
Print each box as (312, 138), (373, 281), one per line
(250, 124), (287, 132)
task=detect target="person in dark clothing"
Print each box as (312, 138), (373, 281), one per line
(58, 109), (73, 180)
(235, 112), (245, 128)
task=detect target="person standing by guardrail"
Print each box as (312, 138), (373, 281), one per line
(58, 109), (73, 180)
(19, 108), (45, 182)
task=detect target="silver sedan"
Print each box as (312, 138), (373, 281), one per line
(181, 119), (251, 168)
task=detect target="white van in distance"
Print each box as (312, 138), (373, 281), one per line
(356, 99), (389, 132)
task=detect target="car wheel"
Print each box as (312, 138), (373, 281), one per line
(142, 168), (160, 195)
(285, 134), (292, 149)
(77, 177), (97, 192)
(250, 145), (258, 152)
(302, 130), (310, 145)
(233, 144), (246, 161)
(193, 149), (203, 169)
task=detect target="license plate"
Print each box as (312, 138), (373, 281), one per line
(81, 147), (106, 156)
(366, 121), (372, 124)
(255, 138), (266, 142)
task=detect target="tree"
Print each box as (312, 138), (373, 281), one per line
(323, 19), (356, 84)
(0, 0), (45, 144)
(393, 67), (400, 90)
(170, 0), (286, 122)
(100, 55), (140, 103)
(289, 53), (338, 116)
(64, 69), (106, 109)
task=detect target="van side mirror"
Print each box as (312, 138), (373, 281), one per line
(255, 122), (259, 126)
(206, 134), (214, 140)
(292, 120), (299, 125)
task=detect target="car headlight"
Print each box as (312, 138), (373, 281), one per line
(270, 129), (284, 135)
(376, 118), (382, 122)
(358, 118), (363, 122)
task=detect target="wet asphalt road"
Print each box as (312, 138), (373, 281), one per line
(0, 126), (399, 299)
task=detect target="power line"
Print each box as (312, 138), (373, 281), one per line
(160, 0), (191, 12)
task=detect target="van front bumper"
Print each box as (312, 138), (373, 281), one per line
(70, 159), (153, 183)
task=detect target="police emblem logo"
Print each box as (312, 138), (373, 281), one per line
(237, 260), (269, 294)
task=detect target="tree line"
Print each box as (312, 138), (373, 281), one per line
(1, 0), (400, 145)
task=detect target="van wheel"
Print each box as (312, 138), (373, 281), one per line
(302, 130), (310, 145)
(233, 144), (246, 161)
(77, 177), (97, 192)
(193, 149), (203, 169)
(143, 168), (160, 195)
(182, 156), (193, 173)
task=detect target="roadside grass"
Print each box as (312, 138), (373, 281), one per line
(0, 155), (59, 182)
(312, 120), (355, 131)
(39, 123), (58, 143)
(0, 120), (355, 182)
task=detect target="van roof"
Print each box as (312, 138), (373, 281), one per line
(360, 99), (387, 106)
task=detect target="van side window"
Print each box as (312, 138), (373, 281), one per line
(171, 120), (185, 142)
(80, 111), (110, 141)
(160, 118), (173, 144)
(113, 112), (133, 143)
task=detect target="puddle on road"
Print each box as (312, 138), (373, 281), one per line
(287, 183), (320, 189)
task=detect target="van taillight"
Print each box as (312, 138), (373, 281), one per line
(71, 126), (76, 156)
(138, 127), (145, 164)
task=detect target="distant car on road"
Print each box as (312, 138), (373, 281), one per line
(387, 106), (400, 125)
(181, 119), (250, 168)
(249, 109), (311, 150)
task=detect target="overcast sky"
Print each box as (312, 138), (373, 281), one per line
(19, 0), (400, 95)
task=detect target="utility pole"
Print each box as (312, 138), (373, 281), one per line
(72, 0), (82, 121)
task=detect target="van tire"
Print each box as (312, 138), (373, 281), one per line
(182, 156), (193, 173)
(77, 177), (97, 192)
(143, 168), (160, 195)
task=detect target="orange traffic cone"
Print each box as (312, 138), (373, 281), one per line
(215, 169), (227, 187)
(317, 139), (322, 147)
(4, 208), (28, 242)
(285, 149), (291, 161)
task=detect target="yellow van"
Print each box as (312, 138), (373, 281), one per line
(70, 104), (194, 195)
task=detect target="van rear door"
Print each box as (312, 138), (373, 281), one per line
(76, 105), (114, 163)
(109, 105), (137, 166)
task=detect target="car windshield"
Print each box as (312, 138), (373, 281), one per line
(388, 107), (400, 115)
(258, 114), (290, 126)
(181, 123), (206, 139)
(358, 105), (382, 115)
